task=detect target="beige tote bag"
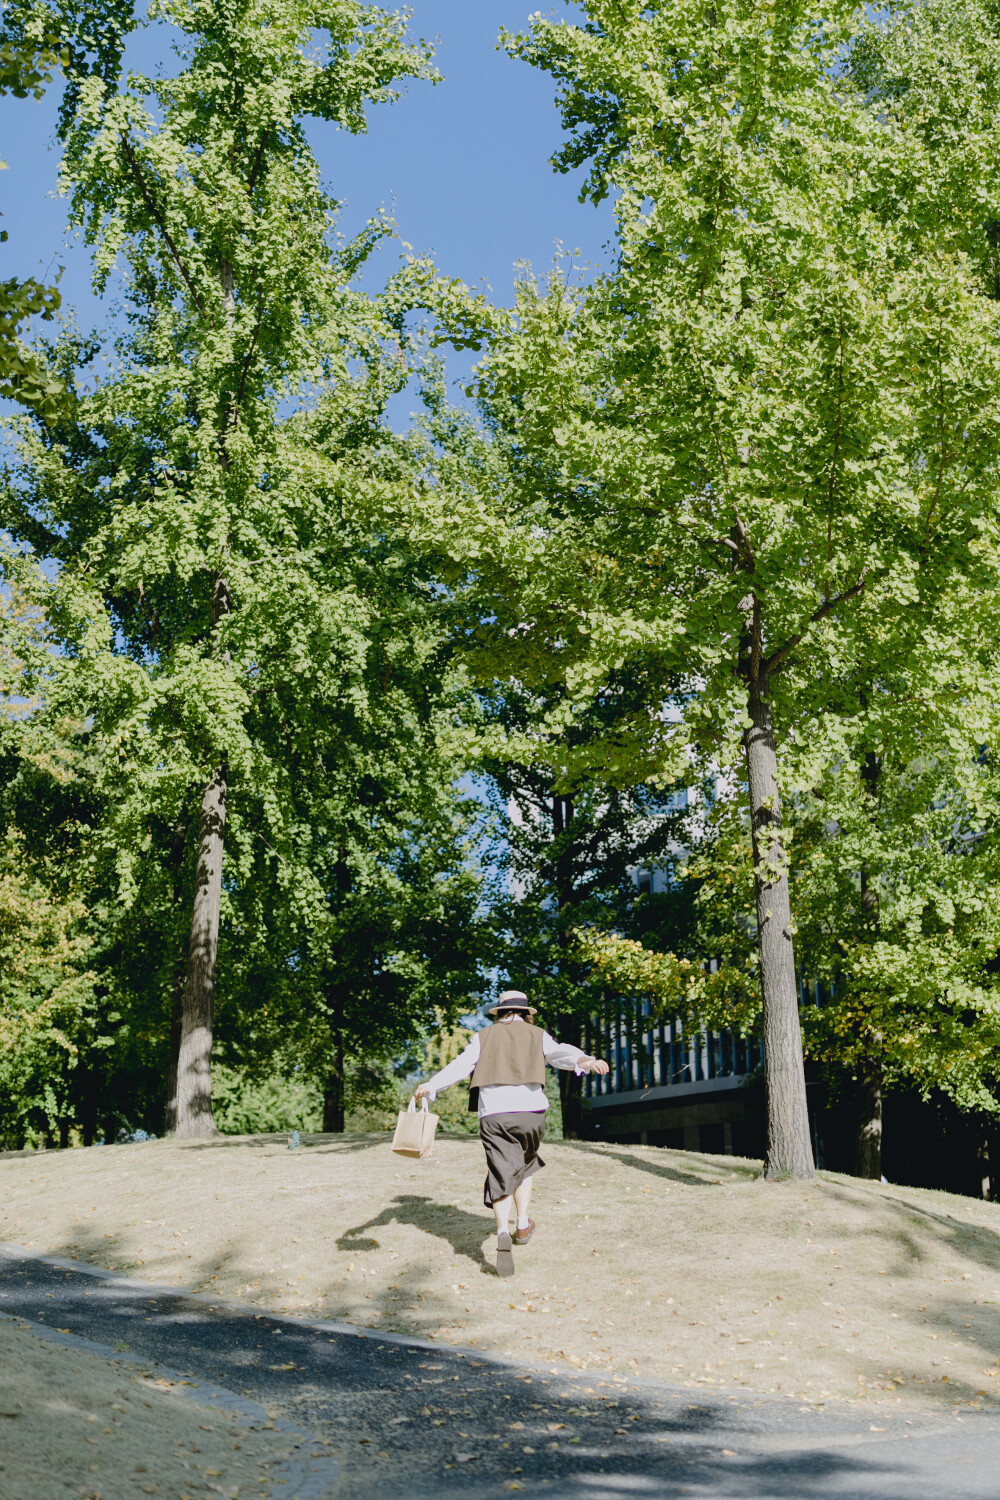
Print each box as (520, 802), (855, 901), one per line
(392, 1096), (439, 1159)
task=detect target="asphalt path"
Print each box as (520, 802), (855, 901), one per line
(2, 1243), (1000, 1500)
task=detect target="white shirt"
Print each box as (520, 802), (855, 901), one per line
(425, 1023), (589, 1119)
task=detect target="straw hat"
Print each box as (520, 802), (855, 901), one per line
(488, 989), (537, 1017)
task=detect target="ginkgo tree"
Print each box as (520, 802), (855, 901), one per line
(2, 0), (451, 1137)
(440, 0), (1000, 1178)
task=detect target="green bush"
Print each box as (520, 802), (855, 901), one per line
(212, 1066), (322, 1136)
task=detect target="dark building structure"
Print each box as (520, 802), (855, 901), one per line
(580, 1002), (767, 1159)
(579, 995), (997, 1200)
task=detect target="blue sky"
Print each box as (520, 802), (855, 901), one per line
(0, 2), (612, 411)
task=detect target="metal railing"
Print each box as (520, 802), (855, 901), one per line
(583, 975), (831, 1100)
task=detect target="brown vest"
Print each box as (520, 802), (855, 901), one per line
(470, 1021), (546, 1088)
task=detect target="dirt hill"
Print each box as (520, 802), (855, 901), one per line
(2, 1133), (999, 1410)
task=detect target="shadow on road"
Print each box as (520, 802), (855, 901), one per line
(3, 1249), (999, 1499)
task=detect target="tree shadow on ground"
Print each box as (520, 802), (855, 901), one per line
(563, 1141), (757, 1188)
(818, 1178), (1000, 1280)
(337, 1194), (495, 1275)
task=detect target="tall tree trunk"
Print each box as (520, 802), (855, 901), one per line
(744, 664), (815, 1180)
(163, 955), (187, 1134)
(79, 1064), (98, 1148)
(322, 986), (346, 1133)
(171, 258), (238, 1138)
(977, 1128), (992, 1201)
(550, 794), (585, 1137)
(852, 758), (883, 1180)
(163, 797), (195, 1132)
(555, 1012), (584, 1139)
(173, 570), (231, 1139)
(174, 764), (227, 1138)
(853, 1048), (882, 1179)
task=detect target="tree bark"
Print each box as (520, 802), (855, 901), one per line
(163, 799), (195, 1132)
(172, 247), (238, 1134)
(977, 1129), (992, 1202)
(550, 795), (586, 1137)
(173, 568), (231, 1139)
(322, 986), (346, 1133)
(853, 1049), (883, 1179)
(174, 765), (227, 1138)
(852, 758), (883, 1180)
(555, 1013), (585, 1139)
(79, 1065), (98, 1148)
(744, 667), (815, 1180)
(163, 955), (186, 1134)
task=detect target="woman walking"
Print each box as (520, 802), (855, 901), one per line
(415, 990), (609, 1277)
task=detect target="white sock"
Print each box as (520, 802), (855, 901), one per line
(516, 1216), (531, 1229)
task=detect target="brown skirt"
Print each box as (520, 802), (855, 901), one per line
(480, 1111), (546, 1207)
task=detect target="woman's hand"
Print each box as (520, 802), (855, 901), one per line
(585, 1057), (610, 1076)
(414, 1083), (432, 1100)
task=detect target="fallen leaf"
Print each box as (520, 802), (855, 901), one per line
(454, 1453), (479, 1463)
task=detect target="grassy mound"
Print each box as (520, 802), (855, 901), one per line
(2, 1134), (999, 1410)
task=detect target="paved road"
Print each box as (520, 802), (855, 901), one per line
(2, 1243), (999, 1499)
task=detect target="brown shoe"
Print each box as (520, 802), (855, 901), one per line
(514, 1219), (535, 1245)
(497, 1231), (514, 1277)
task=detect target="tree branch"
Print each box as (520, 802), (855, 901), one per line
(232, 288), (265, 412)
(762, 573), (870, 676)
(119, 133), (204, 313)
(695, 534), (740, 555)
